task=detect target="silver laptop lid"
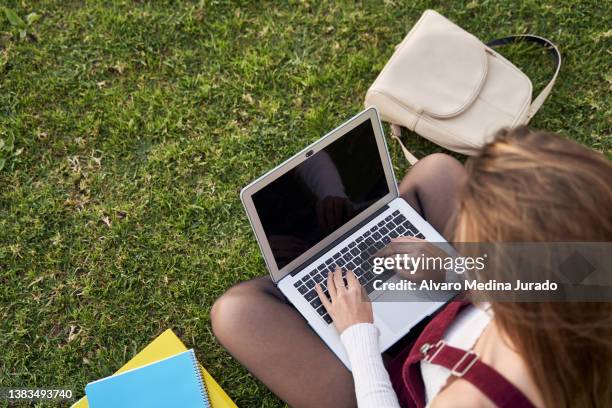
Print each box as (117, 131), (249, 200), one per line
(241, 107), (399, 283)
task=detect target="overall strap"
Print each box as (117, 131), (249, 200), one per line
(421, 340), (536, 408)
(401, 301), (470, 408)
(486, 35), (561, 121)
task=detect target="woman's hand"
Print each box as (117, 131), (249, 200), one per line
(375, 236), (447, 281)
(315, 267), (373, 334)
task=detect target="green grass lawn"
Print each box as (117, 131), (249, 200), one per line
(0, 0), (610, 406)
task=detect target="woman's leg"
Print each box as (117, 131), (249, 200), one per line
(398, 153), (467, 240)
(211, 154), (466, 407)
(211, 276), (356, 408)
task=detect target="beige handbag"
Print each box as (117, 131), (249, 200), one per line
(364, 10), (561, 162)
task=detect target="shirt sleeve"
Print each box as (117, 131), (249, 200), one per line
(340, 323), (401, 408)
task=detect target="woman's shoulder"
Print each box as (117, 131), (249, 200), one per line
(430, 379), (493, 408)
(431, 320), (544, 408)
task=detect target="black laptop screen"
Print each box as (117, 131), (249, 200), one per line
(252, 120), (389, 269)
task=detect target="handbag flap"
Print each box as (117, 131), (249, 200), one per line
(372, 10), (488, 118)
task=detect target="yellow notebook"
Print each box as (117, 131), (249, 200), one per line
(72, 329), (236, 408)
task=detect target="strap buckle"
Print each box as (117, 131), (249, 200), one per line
(422, 340), (480, 377)
(422, 340), (446, 363)
(450, 350), (479, 377)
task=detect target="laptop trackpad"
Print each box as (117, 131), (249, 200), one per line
(372, 302), (417, 332)
(372, 298), (441, 332)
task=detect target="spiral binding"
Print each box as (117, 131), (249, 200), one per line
(189, 350), (211, 408)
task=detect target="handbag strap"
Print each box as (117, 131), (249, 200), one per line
(486, 35), (561, 121)
(390, 124), (419, 165)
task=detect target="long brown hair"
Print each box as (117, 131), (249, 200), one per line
(456, 127), (612, 408)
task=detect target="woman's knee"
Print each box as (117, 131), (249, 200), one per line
(400, 153), (466, 192)
(210, 277), (274, 347)
(211, 287), (239, 345)
(412, 153), (464, 177)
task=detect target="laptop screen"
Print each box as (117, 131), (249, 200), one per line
(252, 120), (390, 269)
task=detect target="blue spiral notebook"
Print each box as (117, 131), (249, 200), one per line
(85, 349), (210, 408)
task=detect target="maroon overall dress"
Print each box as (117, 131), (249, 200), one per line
(386, 302), (536, 408)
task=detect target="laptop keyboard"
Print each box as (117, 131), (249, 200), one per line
(293, 210), (425, 325)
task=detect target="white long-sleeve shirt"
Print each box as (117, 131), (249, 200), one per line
(340, 323), (401, 407)
(339, 305), (492, 407)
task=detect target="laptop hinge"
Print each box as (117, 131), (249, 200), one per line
(289, 204), (390, 277)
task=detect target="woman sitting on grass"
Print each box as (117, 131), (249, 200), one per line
(211, 127), (612, 408)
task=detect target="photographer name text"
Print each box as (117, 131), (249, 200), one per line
(372, 279), (558, 292)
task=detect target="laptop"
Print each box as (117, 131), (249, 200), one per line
(241, 107), (453, 368)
